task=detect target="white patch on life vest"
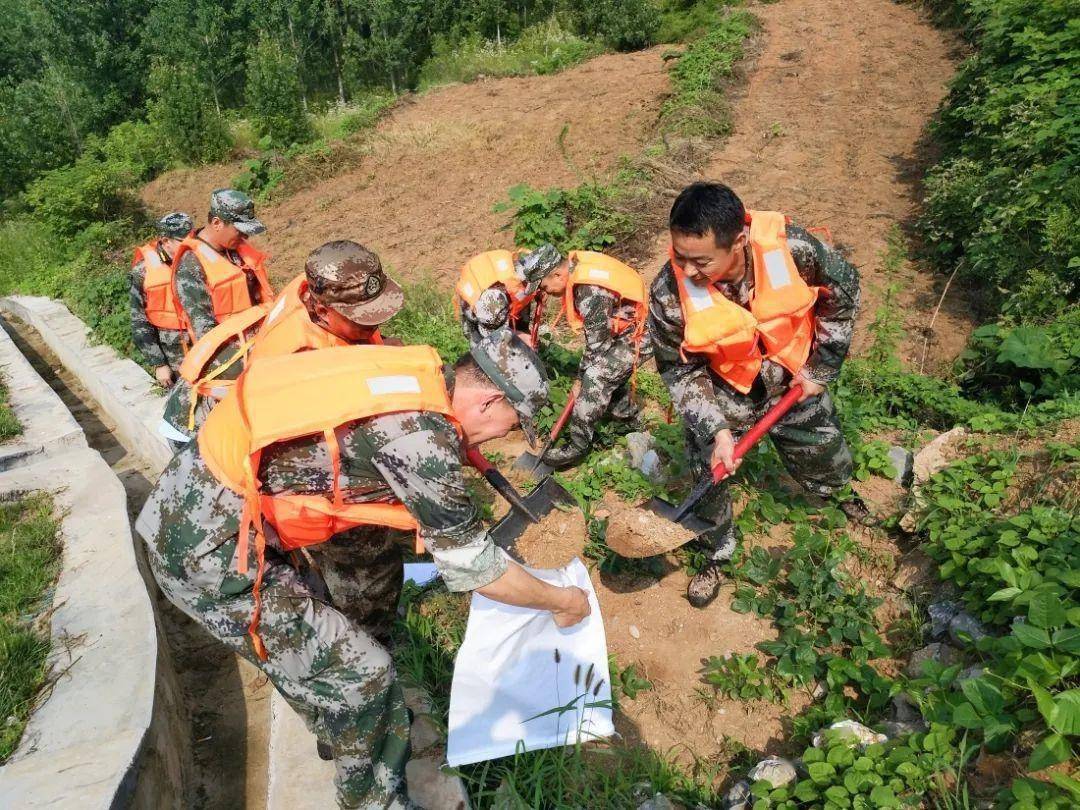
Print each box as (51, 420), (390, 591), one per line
(210, 386), (229, 399)
(762, 249), (792, 289)
(512, 288), (527, 300)
(683, 278), (716, 312)
(265, 296), (287, 325)
(495, 257), (511, 271)
(461, 281), (474, 299)
(367, 375), (422, 396)
(587, 269), (611, 281)
(196, 243), (219, 262)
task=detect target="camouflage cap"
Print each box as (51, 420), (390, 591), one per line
(470, 329), (549, 445)
(517, 243), (564, 287)
(305, 240), (404, 326)
(209, 188), (266, 236)
(155, 211), (193, 240)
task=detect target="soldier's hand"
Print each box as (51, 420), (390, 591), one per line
(791, 369), (826, 402)
(710, 428), (739, 476)
(154, 365), (174, 388)
(552, 586), (591, 628)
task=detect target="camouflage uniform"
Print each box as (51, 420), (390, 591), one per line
(129, 212), (194, 372)
(546, 284), (652, 461)
(649, 222), (860, 560)
(175, 189), (271, 343)
(459, 244), (563, 345)
(160, 337), (245, 443)
(138, 335), (547, 809)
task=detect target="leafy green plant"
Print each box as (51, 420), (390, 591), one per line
(495, 182), (636, 253)
(702, 653), (785, 702)
(245, 36), (313, 148)
(852, 439), (899, 482)
(147, 60), (232, 165)
(608, 656), (653, 708)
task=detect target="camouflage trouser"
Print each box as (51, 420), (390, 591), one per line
(145, 532), (412, 809)
(565, 334), (643, 449)
(305, 528), (405, 647)
(687, 388), (852, 561)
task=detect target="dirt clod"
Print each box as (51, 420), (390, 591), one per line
(598, 494), (698, 558)
(514, 506), (587, 569)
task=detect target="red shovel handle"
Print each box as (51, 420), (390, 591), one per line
(549, 389), (577, 443)
(710, 385), (804, 483)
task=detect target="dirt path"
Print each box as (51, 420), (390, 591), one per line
(644, 0), (966, 368)
(0, 316), (272, 810)
(143, 47), (671, 287)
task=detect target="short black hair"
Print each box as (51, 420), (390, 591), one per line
(669, 182), (746, 249)
(453, 352), (501, 394)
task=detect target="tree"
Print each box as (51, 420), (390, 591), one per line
(564, 0), (660, 51)
(245, 36), (312, 147)
(148, 61), (231, 164)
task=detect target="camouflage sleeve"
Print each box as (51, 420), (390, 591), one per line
(370, 415), (508, 592)
(648, 265), (731, 441)
(129, 262), (167, 367)
(576, 284), (617, 367)
(174, 251), (220, 341)
(787, 223), (861, 384)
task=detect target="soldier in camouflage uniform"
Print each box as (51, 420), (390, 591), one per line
(159, 240), (403, 448)
(136, 331), (591, 809)
(541, 260), (653, 469)
(129, 212), (193, 387)
(174, 189), (274, 342)
(459, 243), (567, 345)
(649, 182), (871, 608)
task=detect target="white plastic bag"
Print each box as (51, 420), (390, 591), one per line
(446, 558), (613, 767)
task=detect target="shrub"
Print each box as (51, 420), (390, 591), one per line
(23, 153), (140, 237)
(918, 0), (1080, 323)
(148, 60), (232, 165)
(495, 182), (636, 252)
(245, 37), (313, 148)
(565, 0), (661, 51)
(98, 120), (175, 181)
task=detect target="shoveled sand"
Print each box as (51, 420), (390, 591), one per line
(514, 505), (587, 569)
(597, 493), (698, 558)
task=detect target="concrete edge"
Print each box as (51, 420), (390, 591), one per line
(0, 449), (157, 808)
(0, 318), (86, 469)
(0, 297), (172, 475)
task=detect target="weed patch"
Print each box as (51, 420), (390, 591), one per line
(0, 494), (61, 762)
(0, 378), (22, 443)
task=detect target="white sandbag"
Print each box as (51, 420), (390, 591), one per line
(446, 558), (613, 767)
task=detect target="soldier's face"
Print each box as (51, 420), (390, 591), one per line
(160, 237), (181, 255)
(318, 303), (378, 343)
(211, 218), (244, 249)
(672, 229), (746, 284)
(540, 261), (569, 295)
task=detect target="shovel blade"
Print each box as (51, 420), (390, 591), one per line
(510, 451), (553, 479)
(644, 496), (715, 536)
(602, 496), (717, 559)
(491, 475), (576, 560)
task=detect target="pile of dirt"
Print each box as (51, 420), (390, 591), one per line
(514, 505), (587, 569)
(596, 493), (698, 558)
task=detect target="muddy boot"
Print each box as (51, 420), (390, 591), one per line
(687, 561), (725, 609)
(838, 493), (877, 526)
(541, 441), (589, 470)
(316, 739), (333, 761)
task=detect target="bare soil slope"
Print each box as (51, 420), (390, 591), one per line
(644, 0), (966, 368)
(143, 48), (671, 285)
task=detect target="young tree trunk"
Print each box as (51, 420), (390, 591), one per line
(496, 20), (502, 47)
(287, 13), (308, 111)
(331, 35), (346, 104)
(202, 34), (222, 113)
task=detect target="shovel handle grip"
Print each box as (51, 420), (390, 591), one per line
(549, 390), (577, 443)
(710, 385), (804, 483)
(465, 447), (540, 523)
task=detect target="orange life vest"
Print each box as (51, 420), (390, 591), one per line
(456, 249), (537, 325)
(562, 251), (648, 339)
(673, 210), (819, 394)
(172, 236), (274, 336)
(135, 242), (185, 333)
(198, 345), (456, 659)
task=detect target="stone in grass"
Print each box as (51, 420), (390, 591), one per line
(953, 665), (989, 689)
(747, 757), (797, 788)
(948, 611), (989, 646)
(905, 642), (959, 678)
(812, 720), (887, 749)
(888, 445), (914, 487)
(891, 548), (937, 592)
(626, 432), (665, 484)
(891, 693), (922, 724)
(723, 780), (752, 810)
(882, 719), (927, 739)
(927, 600), (962, 639)
(637, 794), (679, 810)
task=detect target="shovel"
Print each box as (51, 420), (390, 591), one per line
(511, 388), (577, 478)
(608, 385), (804, 558)
(466, 446), (541, 524)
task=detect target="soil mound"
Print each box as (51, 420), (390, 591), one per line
(515, 505), (587, 569)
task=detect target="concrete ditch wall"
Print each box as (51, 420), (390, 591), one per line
(0, 321), (164, 807)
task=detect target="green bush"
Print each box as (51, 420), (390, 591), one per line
(956, 310), (1080, 406)
(382, 276), (468, 361)
(98, 120), (175, 181)
(564, 0), (661, 51)
(245, 37), (313, 148)
(23, 153), (140, 237)
(656, 0), (730, 43)
(148, 61), (232, 165)
(495, 182), (636, 252)
(918, 0), (1079, 323)
(419, 21), (602, 88)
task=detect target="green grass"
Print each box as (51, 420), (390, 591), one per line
(382, 275), (469, 362)
(0, 379), (22, 443)
(0, 494), (61, 762)
(419, 20), (604, 90)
